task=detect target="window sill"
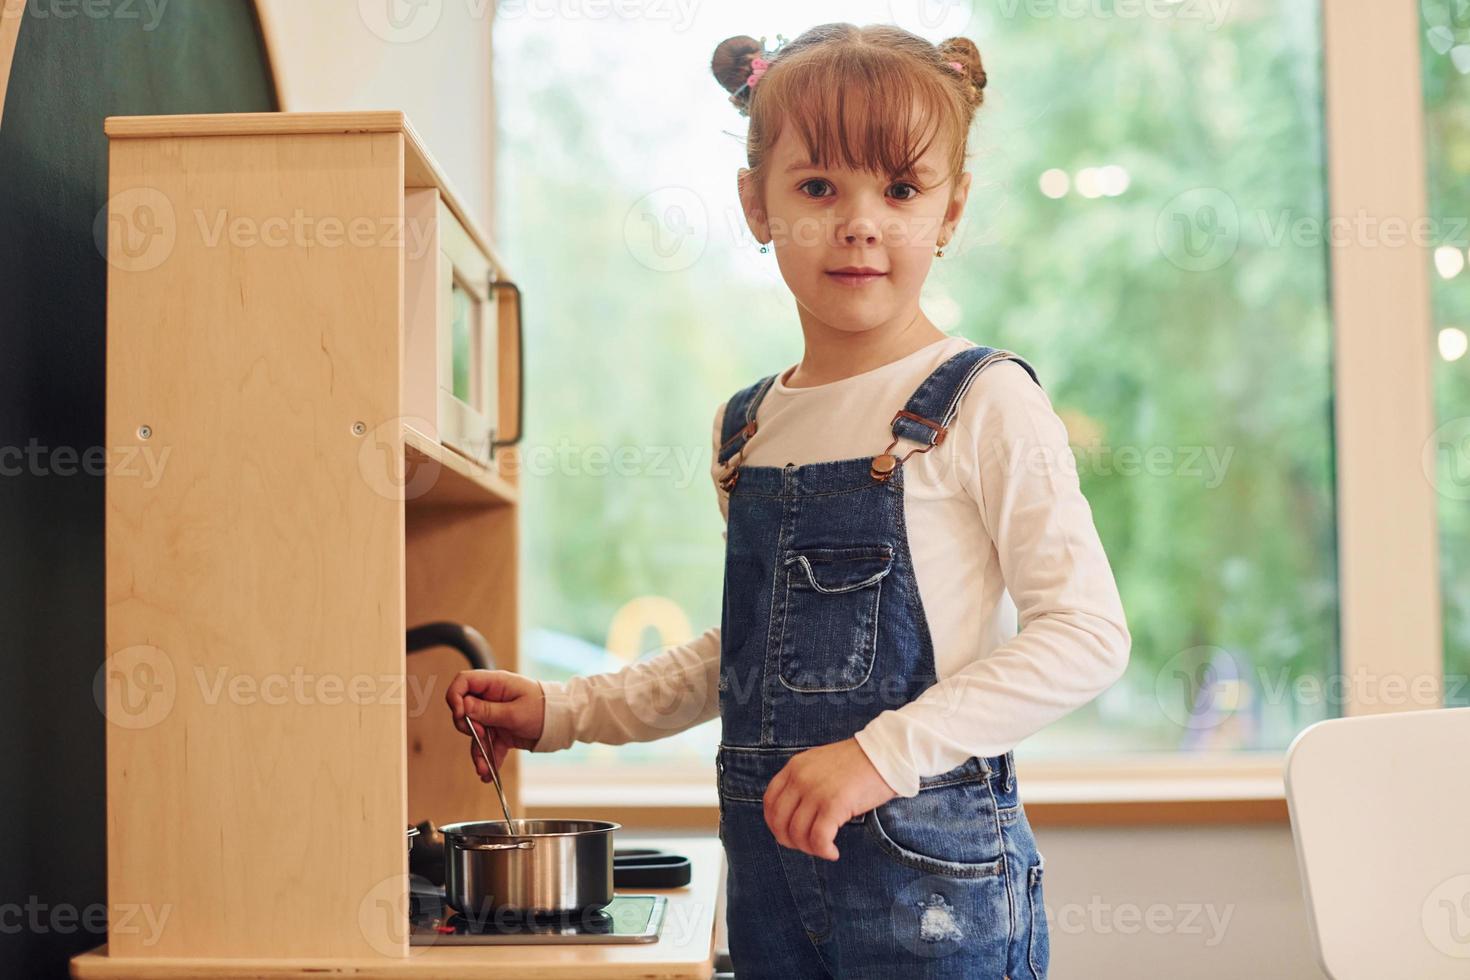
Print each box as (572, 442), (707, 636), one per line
(520, 753), (1291, 828)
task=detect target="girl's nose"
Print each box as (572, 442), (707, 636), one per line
(842, 218), (880, 245)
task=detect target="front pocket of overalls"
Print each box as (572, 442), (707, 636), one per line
(776, 545), (893, 693)
(864, 775), (1005, 878)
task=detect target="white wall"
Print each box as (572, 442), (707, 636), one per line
(255, 0), (496, 233)
(1038, 824), (1326, 978)
(621, 824), (1328, 978)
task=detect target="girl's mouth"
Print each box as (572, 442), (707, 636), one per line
(825, 269), (888, 286)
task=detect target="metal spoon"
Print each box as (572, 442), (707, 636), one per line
(466, 713), (528, 844)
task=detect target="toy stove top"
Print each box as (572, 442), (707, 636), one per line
(405, 843), (690, 945)
(408, 885), (667, 946)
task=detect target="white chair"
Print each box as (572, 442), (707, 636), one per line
(1284, 705), (1470, 978)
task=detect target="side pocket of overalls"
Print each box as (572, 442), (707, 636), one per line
(1027, 853), (1049, 978)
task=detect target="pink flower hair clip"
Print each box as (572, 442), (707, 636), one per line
(746, 55), (771, 90)
(733, 33), (787, 115)
(947, 60), (965, 74)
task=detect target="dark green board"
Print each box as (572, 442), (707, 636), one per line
(0, 3), (276, 976)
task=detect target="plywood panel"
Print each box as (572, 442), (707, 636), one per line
(104, 130), (407, 958)
(405, 504), (520, 828)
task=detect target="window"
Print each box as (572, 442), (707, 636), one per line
(1421, 0), (1470, 707)
(496, 2), (1443, 791)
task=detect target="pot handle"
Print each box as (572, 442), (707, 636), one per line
(455, 839), (536, 852)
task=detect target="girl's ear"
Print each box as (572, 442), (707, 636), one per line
(942, 171), (973, 240)
(737, 167), (770, 242)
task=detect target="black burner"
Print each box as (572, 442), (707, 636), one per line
(408, 888), (667, 946)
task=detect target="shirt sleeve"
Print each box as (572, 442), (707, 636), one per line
(531, 402), (729, 752)
(851, 359), (1131, 797)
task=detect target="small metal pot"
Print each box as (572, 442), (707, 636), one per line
(440, 818), (620, 917)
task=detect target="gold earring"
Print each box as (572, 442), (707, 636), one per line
(935, 239), (947, 257)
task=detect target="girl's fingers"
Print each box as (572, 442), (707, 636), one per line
(789, 799), (819, 855)
(464, 717), (514, 782)
(464, 695), (507, 734)
(468, 732), (488, 781)
(765, 783), (798, 849)
(446, 670), (504, 724)
(810, 812), (841, 860)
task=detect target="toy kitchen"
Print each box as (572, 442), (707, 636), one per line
(70, 110), (726, 979)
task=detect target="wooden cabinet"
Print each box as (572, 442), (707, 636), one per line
(82, 111), (527, 967)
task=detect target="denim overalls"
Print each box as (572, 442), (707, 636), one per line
(714, 345), (1051, 979)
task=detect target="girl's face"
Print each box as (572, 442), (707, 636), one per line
(740, 125), (971, 337)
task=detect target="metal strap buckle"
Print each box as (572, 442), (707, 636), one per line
(870, 411), (947, 482)
(718, 421), (756, 491)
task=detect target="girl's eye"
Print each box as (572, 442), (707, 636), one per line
(797, 179), (921, 201)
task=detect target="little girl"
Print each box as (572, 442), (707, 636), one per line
(447, 22), (1131, 979)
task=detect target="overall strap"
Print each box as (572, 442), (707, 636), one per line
(716, 373), (779, 466)
(890, 346), (1041, 449)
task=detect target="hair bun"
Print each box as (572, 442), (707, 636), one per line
(938, 35), (987, 106)
(711, 35), (765, 95)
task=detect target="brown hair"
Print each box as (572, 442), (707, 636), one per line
(710, 24), (988, 209)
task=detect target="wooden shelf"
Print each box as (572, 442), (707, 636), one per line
(91, 109), (547, 968)
(403, 425), (518, 508)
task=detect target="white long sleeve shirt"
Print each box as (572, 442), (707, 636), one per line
(532, 335), (1131, 797)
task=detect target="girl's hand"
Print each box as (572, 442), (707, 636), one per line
(763, 737), (898, 861)
(445, 669), (548, 780)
